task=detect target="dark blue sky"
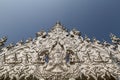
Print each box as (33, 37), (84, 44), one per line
(0, 0), (120, 44)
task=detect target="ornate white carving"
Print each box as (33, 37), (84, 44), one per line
(0, 22), (120, 80)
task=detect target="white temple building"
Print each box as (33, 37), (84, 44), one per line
(0, 22), (120, 80)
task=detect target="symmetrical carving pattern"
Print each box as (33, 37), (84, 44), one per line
(0, 22), (120, 80)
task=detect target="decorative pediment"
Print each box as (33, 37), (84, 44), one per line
(0, 22), (120, 80)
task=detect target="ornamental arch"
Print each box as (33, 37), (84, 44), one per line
(0, 22), (120, 80)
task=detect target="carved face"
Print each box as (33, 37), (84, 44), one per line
(53, 52), (62, 64)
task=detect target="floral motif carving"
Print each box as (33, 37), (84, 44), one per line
(0, 22), (120, 80)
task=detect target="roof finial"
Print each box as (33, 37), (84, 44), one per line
(56, 21), (61, 25)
